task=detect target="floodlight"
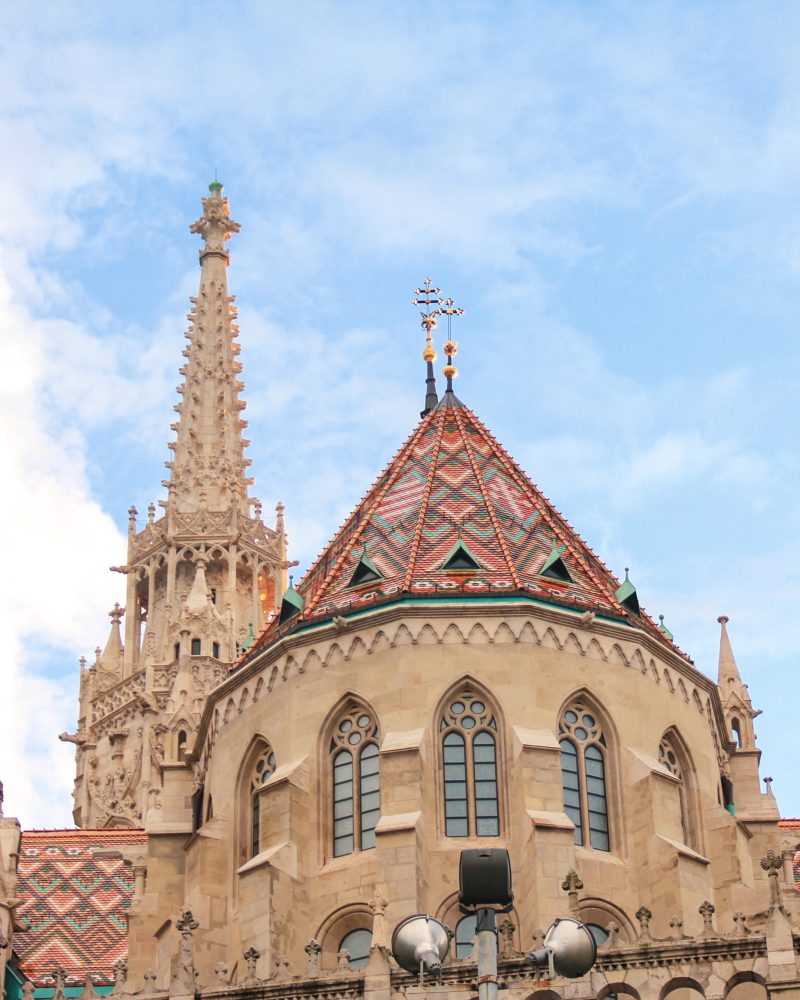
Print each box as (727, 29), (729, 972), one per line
(527, 917), (597, 979)
(391, 914), (451, 975)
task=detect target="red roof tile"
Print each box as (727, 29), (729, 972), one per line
(245, 393), (685, 661)
(16, 828), (146, 985)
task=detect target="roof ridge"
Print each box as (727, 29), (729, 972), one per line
(302, 410), (437, 619)
(452, 404), (520, 587)
(401, 403), (450, 590)
(462, 404), (619, 601)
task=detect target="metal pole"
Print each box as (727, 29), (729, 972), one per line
(475, 908), (498, 1000)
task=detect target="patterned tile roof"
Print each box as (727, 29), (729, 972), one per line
(246, 392), (685, 661)
(16, 828), (146, 986)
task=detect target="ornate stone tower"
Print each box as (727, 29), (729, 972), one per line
(65, 183), (287, 829)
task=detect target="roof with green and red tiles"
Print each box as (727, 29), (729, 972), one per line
(15, 828), (146, 987)
(245, 391), (685, 661)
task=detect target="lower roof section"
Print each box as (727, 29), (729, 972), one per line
(15, 828), (146, 987)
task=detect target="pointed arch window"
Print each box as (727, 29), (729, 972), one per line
(440, 688), (500, 837)
(249, 743), (276, 858)
(659, 735), (695, 848)
(330, 705), (380, 857)
(559, 702), (610, 851)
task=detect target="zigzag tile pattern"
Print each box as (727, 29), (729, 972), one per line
(16, 829), (146, 985)
(249, 393), (681, 660)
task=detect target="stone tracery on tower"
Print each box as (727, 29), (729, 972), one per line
(65, 183), (288, 830)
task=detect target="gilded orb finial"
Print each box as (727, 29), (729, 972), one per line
(440, 297), (464, 392)
(413, 278), (444, 416)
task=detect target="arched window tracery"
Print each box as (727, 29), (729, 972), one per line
(249, 742), (276, 858)
(559, 700), (610, 851)
(659, 733), (696, 849)
(440, 686), (500, 837)
(330, 704), (380, 857)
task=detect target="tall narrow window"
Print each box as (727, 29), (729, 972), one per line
(659, 735), (694, 848)
(441, 688), (500, 837)
(250, 743), (277, 858)
(559, 701), (610, 851)
(330, 705), (380, 857)
(454, 913), (477, 958)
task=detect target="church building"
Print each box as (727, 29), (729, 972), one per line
(2, 184), (799, 1000)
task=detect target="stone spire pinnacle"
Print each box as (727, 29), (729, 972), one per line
(717, 614), (744, 689)
(164, 182), (253, 515)
(716, 615), (756, 750)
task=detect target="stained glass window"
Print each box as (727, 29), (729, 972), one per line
(441, 689), (499, 837)
(331, 706), (380, 857)
(559, 703), (610, 851)
(250, 743), (276, 858)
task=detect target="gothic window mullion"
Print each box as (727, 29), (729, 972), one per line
(248, 743), (277, 859)
(559, 703), (610, 852)
(330, 705), (380, 857)
(441, 690), (500, 838)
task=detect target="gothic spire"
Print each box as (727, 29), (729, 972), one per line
(164, 182), (253, 514)
(717, 614), (757, 750)
(717, 614), (745, 689)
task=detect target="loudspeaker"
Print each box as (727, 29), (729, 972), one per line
(458, 848), (513, 908)
(391, 914), (451, 973)
(527, 917), (597, 979)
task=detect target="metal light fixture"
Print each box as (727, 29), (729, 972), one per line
(390, 848), (597, 995)
(391, 914), (450, 979)
(526, 917), (597, 979)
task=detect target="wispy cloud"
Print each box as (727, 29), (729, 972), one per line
(2, 1), (800, 822)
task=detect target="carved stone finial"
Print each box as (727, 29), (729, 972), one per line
(22, 982), (35, 1000)
(337, 949), (351, 972)
(214, 962), (229, 984)
(599, 921), (620, 951)
(562, 869), (583, 914)
(112, 958), (127, 989)
(761, 849), (786, 912)
(304, 939), (322, 978)
(731, 912), (750, 937)
(669, 916), (685, 940)
(368, 891), (390, 949)
(531, 928), (546, 951)
(498, 918), (516, 957)
(190, 183), (240, 261)
(171, 910), (199, 994)
(698, 900), (716, 938)
(147, 502), (156, 524)
(243, 947), (260, 982)
(52, 966), (66, 1000)
(635, 906), (654, 940)
(176, 909), (199, 933)
(272, 955), (291, 982)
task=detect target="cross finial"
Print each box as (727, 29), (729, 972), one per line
(440, 296), (464, 392)
(413, 278), (443, 415)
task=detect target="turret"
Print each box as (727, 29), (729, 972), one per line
(68, 183), (289, 828)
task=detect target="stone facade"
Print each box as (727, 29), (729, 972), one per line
(8, 185), (800, 1000)
(61, 184), (288, 830)
(0, 785), (22, 999)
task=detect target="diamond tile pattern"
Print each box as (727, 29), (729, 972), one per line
(248, 393), (680, 659)
(16, 829), (146, 985)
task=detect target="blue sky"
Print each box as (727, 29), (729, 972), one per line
(2, 1), (800, 826)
